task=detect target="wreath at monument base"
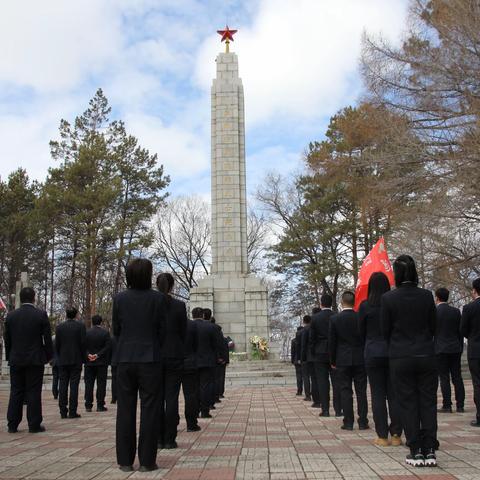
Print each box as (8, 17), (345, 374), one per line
(249, 335), (269, 360)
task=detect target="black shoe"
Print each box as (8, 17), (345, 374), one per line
(187, 425), (201, 432)
(341, 424), (353, 431)
(215, 398), (221, 403)
(470, 418), (480, 427)
(406, 449), (425, 467)
(139, 464), (158, 472)
(111, 399), (117, 404)
(61, 413), (68, 419)
(29, 425), (46, 433)
(438, 406), (452, 413)
(457, 407), (465, 413)
(164, 441), (178, 449)
(8, 427), (18, 433)
(200, 412), (212, 418)
(296, 392), (302, 396)
(210, 405), (216, 410)
(85, 407), (92, 412)
(423, 448), (437, 467)
(68, 413), (81, 419)
(319, 411), (330, 417)
(303, 396), (312, 401)
(97, 406), (108, 412)
(53, 395), (58, 400)
(335, 411), (342, 417)
(219, 395), (224, 398)
(359, 424), (370, 430)
(119, 465), (133, 472)
(157, 442), (164, 450)
(311, 402), (321, 408)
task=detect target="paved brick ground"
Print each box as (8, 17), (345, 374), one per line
(1, 382), (480, 479)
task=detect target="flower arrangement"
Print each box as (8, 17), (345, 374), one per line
(249, 335), (269, 360)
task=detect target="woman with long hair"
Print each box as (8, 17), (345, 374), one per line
(381, 255), (438, 468)
(359, 272), (402, 447)
(156, 272), (187, 449)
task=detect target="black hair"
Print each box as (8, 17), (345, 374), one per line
(320, 294), (333, 308)
(210, 316), (216, 324)
(156, 272), (174, 294)
(126, 258), (152, 290)
(393, 254), (418, 287)
(473, 278), (480, 295)
(66, 307), (78, 319)
(296, 326), (303, 331)
(303, 315), (311, 324)
(91, 314), (103, 326)
(192, 307), (204, 319)
(203, 308), (212, 320)
(341, 291), (355, 307)
(367, 272), (391, 307)
(435, 287), (449, 303)
(312, 307), (321, 314)
(19, 287), (35, 304)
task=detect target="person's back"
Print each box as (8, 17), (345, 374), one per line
(86, 325), (111, 365)
(461, 295), (480, 358)
(330, 309), (364, 366)
(56, 318), (86, 366)
(161, 296), (187, 360)
(436, 303), (462, 354)
(358, 300), (388, 360)
(195, 318), (218, 368)
(310, 309), (333, 362)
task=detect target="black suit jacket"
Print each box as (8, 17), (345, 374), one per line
(85, 326), (111, 366)
(112, 288), (166, 363)
(194, 319), (221, 368)
(109, 336), (118, 366)
(4, 304), (53, 366)
(310, 309), (334, 363)
(381, 284), (436, 358)
(300, 325), (314, 362)
(294, 327), (304, 363)
(55, 319), (87, 366)
(161, 297), (187, 359)
(290, 338), (296, 364)
(329, 309), (364, 367)
(461, 298), (480, 358)
(184, 319), (198, 370)
(358, 300), (388, 361)
(435, 303), (462, 354)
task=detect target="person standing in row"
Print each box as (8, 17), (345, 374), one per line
(5, 287), (53, 434)
(156, 273), (187, 450)
(358, 272), (402, 446)
(329, 291), (369, 431)
(292, 326), (304, 396)
(299, 316), (313, 402)
(382, 255), (438, 468)
(110, 335), (118, 404)
(435, 287), (465, 414)
(84, 314), (111, 413)
(55, 307), (86, 419)
(212, 320), (229, 402)
(461, 277), (480, 427)
(113, 258), (166, 472)
(51, 335), (59, 400)
(310, 294), (335, 417)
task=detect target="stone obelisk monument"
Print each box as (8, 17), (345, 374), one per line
(189, 27), (269, 353)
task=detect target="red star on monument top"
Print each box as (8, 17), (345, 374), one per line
(217, 25), (237, 43)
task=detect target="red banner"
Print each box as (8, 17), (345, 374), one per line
(354, 237), (394, 311)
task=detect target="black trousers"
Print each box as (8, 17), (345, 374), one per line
(116, 362), (163, 468)
(294, 364), (303, 394)
(182, 368), (200, 428)
(52, 365), (59, 398)
(437, 352), (465, 409)
(198, 367), (215, 414)
(330, 367), (342, 415)
(312, 362), (330, 411)
(58, 365), (82, 416)
(7, 365), (44, 430)
(111, 365), (117, 402)
(366, 358), (402, 439)
(84, 365), (108, 409)
(158, 359), (183, 445)
(215, 364), (226, 399)
(468, 357), (480, 419)
(390, 356), (438, 451)
(336, 365), (368, 427)
(301, 362), (311, 398)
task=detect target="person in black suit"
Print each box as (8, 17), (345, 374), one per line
(310, 294), (337, 416)
(291, 326), (303, 396)
(5, 287), (53, 433)
(156, 273), (187, 450)
(381, 255), (438, 468)
(84, 314), (111, 413)
(211, 320), (228, 402)
(193, 307), (221, 419)
(435, 287), (465, 413)
(329, 291), (368, 430)
(182, 312), (200, 431)
(300, 315), (315, 402)
(110, 335), (118, 404)
(55, 306), (86, 419)
(113, 258), (166, 472)
(358, 272), (402, 447)
(460, 277), (480, 427)
(51, 335), (59, 400)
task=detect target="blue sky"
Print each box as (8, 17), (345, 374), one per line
(0, 0), (408, 199)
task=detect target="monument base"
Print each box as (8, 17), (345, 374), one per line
(189, 274), (269, 353)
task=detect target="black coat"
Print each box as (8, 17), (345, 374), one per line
(329, 309), (364, 367)
(4, 304), (53, 366)
(194, 319), (221, 368)
(55, 319), (87, 366)
(290, 338), (296, 364)
(380, 283), (436, 358)
(110, 336), (118, 366)
(358, 300), (388, 362)
(300, 325), (314, 362)
(309, 309), (334, 363)
(461, 298), (480, 358)
(112, 288), (166, 363)
(161, 297), (187, 360)
(435, 303), (462, 354)
(85, 325), (111, 366)
(293, 327), (304, 363)
(184, 319), (198, 370)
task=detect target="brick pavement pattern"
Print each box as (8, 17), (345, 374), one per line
(1, 384), (480, 479)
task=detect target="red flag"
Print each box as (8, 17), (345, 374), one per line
(354, 237), (394, 311)
(0, 296), (6, 311)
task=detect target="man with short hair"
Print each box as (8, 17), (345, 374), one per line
(84, 314), (111, 412)
(300, 315), (319, 406)
(461, 278), (480, 426)
(4, 287), (53, 433)
(55, 307), (86, 419)
(435, 287), (465, 413)
(329, 291), (368, 430)
(291, 326), (303, 396)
